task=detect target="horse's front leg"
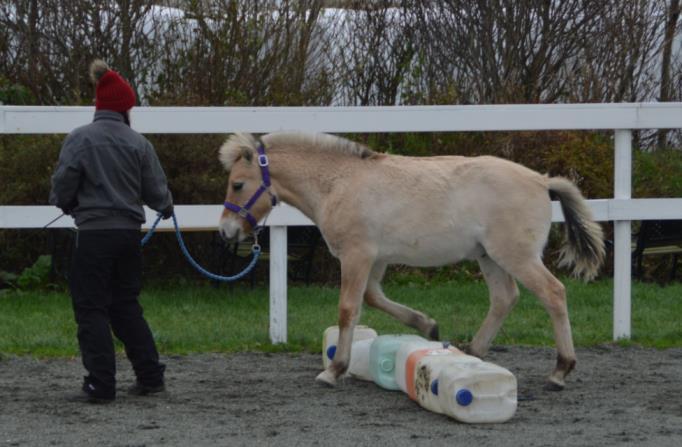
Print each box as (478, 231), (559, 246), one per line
(364, 262), (439, 339)
(315, 251), (372, 386)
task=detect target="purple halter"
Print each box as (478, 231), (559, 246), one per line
(223, 142), (278, 229)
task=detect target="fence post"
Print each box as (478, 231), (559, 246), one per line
(269, 225), (288, 343)
(613, 130), (632, 340)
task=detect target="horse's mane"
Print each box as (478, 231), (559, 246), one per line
(219, 132), (376, 171)
(263, 132), (376, 159)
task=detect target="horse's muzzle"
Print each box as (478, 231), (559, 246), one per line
(218, 217), (245, 242)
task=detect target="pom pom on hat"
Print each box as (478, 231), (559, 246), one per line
(89, 59), (110, 84)
(89, 59), (136, 112)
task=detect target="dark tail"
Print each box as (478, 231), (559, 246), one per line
(548, 177), (605, 281)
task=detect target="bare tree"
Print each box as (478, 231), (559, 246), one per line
(0, 1), (158, 105)
(409, 0), (675, 110)
(150, 0), (328, 106)
(1, 0), (679, 115)
(571, 0), (667, 103)
(657, 0), (680, 147)
(413, 0), (604, 104)
(327, 1), (416, 105)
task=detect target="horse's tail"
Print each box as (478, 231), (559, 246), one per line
(548, 177), (605, 281)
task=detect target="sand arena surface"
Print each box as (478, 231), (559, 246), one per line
(1, 345), (681, 446)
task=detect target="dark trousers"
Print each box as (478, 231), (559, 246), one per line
(69, 230), (164, 398)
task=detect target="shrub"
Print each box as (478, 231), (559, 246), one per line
(1, 131), (680, 284)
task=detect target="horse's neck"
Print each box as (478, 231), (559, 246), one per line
(268, 150), (352, 220)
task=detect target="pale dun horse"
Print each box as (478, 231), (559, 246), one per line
(218, 132), (605, 390)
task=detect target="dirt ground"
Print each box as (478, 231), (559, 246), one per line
(1, 345), (681, 447)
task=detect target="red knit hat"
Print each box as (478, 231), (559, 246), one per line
(89, 60), (136, 112)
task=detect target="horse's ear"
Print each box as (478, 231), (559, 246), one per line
(241, 146), (254, 163)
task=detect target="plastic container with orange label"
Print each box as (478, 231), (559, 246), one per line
(394, 339), (448, 394)
(403, 344), (518, 423)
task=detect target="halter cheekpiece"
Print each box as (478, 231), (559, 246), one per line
(223, 142), (278, 229)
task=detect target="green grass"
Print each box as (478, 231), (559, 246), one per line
(1, 278), (681, 357)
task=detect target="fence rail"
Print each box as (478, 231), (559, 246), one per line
(2, 103), (682, 343)
(3, 103), (682, 133)
(3, 199), (682, 230)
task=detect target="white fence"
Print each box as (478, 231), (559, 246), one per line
(2, 104), (682, 344)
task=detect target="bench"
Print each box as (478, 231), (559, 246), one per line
(632, 220), (682, 281)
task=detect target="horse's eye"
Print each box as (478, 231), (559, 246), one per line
(232, 182), (244, 192)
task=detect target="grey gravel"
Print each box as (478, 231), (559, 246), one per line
(1, 345), (681, 447)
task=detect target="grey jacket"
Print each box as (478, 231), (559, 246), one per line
(49, 110), (173, 230)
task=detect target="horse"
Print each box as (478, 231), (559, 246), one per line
(217, 132), (605, 391)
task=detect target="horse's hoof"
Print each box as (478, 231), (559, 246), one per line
(544, 377), (565, 391)
(428, 323), (440, 341)
(315, 370), (337, 387)
(456, 342), (481, 358)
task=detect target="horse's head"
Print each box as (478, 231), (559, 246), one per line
(218, 133), (277, 241)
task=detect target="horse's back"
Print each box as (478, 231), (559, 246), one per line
(328, 154), (553, 266)
(374, 154), (551, 217)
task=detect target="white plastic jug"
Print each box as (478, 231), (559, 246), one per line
(403, 346), (465, 402)
(410, 348), (483, 413)
(369, 334), (426, 390)
(394, 339), (448, 394)
(322, 325), (378, 370)
(347, 338), (375, 381)
(436, 361), (517, 423)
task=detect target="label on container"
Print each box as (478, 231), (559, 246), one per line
(406, 348), (460, 401)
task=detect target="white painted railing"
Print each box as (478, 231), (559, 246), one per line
(2, 104), (682, 343)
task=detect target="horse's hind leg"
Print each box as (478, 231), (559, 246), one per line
(364, 262), (439, 339)
(315, 250), (373, 387)
(468, 255), (520, 357)
(505, 260), (576, 390)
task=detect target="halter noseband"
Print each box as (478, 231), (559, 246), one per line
(223, 142), (278, 229)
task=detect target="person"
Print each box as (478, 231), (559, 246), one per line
(49, 59), (173, 404)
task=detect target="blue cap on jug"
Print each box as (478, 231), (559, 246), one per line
(431, 379), (439, 396)
(455, 389), (474, 406)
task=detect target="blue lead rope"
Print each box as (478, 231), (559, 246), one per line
(140, 214), (161, 247)
(142, 212), (261, 282)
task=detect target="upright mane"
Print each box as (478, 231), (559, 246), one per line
(219, 133), (258, 171)
(219, 132), (376, 171)
(262, 132), (377, 160)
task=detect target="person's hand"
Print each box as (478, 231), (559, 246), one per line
(61, 200), (78, 215)
(161, 204), (174, 220)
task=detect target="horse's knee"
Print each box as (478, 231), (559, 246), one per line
(363, 289), (380, 307)
(501, 280), (520, 308)
(550, 280), (566, 301)
(489, 298), (514, 319)
(543, 280), (568, 317)
(488, 288), (519, 319)
(338, 304), (359, 328)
